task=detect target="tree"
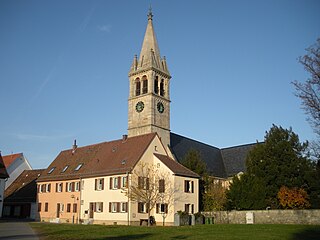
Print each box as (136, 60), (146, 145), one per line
(125, 162), (174, 226)
(292, 38), (320, 159)
(278, 186), (310, 209)
(226, 173), (267, 210)
(246, 125), (311, 208)
(181, 149), (207, 176)
(181, 149), (207, 211)
(203, 178), (227, 211)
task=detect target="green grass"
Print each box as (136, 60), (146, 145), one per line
(30, 223), (320, 240)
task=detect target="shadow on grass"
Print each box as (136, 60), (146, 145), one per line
(96, 233), (153, 239)
(291, 227), (320, 240)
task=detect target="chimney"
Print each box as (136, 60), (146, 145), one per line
(122, 134), (128, 142)
(72, 139), (77, 154)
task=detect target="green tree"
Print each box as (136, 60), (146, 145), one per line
(181, 149), (207, 211)
(226, 173), (267, 210)
(203, 178), (227, 211)
(181, 149), (207, 176)
(246, 125), (316, 208)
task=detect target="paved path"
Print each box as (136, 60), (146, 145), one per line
(0, 221), (39, 240)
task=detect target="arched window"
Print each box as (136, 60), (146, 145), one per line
(142, 76), (148, 94)
(135, 78), (141, 96)
(160, 79), (165, 97)
(154, 76), (159, 94)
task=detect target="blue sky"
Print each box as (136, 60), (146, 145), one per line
(0, 0), (319, 169)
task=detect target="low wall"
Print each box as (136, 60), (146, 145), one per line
(202, 210), (320, 225)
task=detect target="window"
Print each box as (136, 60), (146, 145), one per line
(56, 183), (63, 192)
(45, 184), (51, 193)
(184, 180), (194, 193)
(135, 79), (141, 96)
(154, 76), (159, 94)
(142, 78), (148, 94)
(109, 202), (127, 213)
(110, 202), (118, 213)
(67, 182), (73, 192)
(75, 182), (80, 192)
(38, 184), (43, 193)
(138, 202), (148, 213)
(45, 203), (49, 212)
(122, 176), (128, 188)
(95, 178), (104, 191)
(73, 203), (77, 213)
(121, 202), (128, 213)
(74, 163), (83, 171)
(156, 203), (168, 214)
(160, 79), (165, 96)
(110, 177), (121, 189)
(38, 203), (42, 212)
(138, 177), (149, 190)
(67, 203), (71, 213)
(59, 203), (64, 212)
(184, 204), (194, 214)
(159, 179), (165, 193)
(48, 167), (55, 174)
(61, 165), (69, 173)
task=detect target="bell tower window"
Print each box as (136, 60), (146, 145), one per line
(142, 76), (148, 94)
(160, 79), (165, 97)
(135, 78), (141, 96)
(154, 76), (159, 94)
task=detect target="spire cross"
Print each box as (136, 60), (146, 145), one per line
(148, 5), (153, 20)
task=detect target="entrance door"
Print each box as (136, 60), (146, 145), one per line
(89, 203), (94, 218)
(56, 203), (60, 218)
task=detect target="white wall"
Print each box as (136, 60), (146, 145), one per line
(5, 155), (32, 189)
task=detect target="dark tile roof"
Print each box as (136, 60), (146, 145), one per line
(0, 154), (9, 179)
(4, 169), (44, 203)
(170, 132), (259, 179)
(154, 153), (199, 178)
(170, 133), (227, 178)
(221, 143), (257, 177)
(37, 133), (157, 182)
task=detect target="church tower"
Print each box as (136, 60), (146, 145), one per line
(128, 9), (171, 148)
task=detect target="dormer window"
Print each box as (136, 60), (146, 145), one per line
(121, 159), (126, 165)
(61, 165), (69, 173)
(48, 167), (55, 174)
(75, 163), (83, 171)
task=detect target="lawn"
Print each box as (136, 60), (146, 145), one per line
(30, 223), (320, 240)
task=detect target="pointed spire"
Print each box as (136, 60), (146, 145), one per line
(129, 8), (170, 76)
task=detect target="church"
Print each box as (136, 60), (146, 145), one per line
(36, 9), (254, 225)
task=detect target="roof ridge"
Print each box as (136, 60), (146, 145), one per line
(171, 132), (221, 150)
(221, 142), (261, 151)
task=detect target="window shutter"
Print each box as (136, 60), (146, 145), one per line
(37, 185), (40, 193)
(56, 183), (58, 192)
(138, 177), (142, 189)
(66, 182), (68, 192)
(159, 179), (165, 193)
(101, 202), (104, 212)
(118, 177), (121, 189)
(191, 181), (194, 193)
(125, 202), (128, 213)
(138, 202), (141, 213)
(109, 202), (112, 212)
(94, 202), (97, 212)
(117, 202), (120, 213)
(191, 204), (194, 214)
(95, 179), (97, 190)
(48, 184), (51, 192)
(101, 178), (104, 190)
(110, 177), (113, 189)
(146, 203), (150, 213)
(165, 204), (168, 214)
(184, 180), (187, 192)
(156, 204), (159, 214)
(185, 204), (188, 212)
(146, 178), (149, 190)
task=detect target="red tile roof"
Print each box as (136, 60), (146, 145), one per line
(4, 169), (44, 202)
(0, 154), (9, 178)
(2, 153), (23, 168)
(154, 153), (200, 178)
(38, 133), (158, 182)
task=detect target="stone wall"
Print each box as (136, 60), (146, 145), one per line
(202, 210), (320, 225)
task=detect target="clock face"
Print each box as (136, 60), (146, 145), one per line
(135, 101), (144, 113)
(157, 102), (164, 113)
